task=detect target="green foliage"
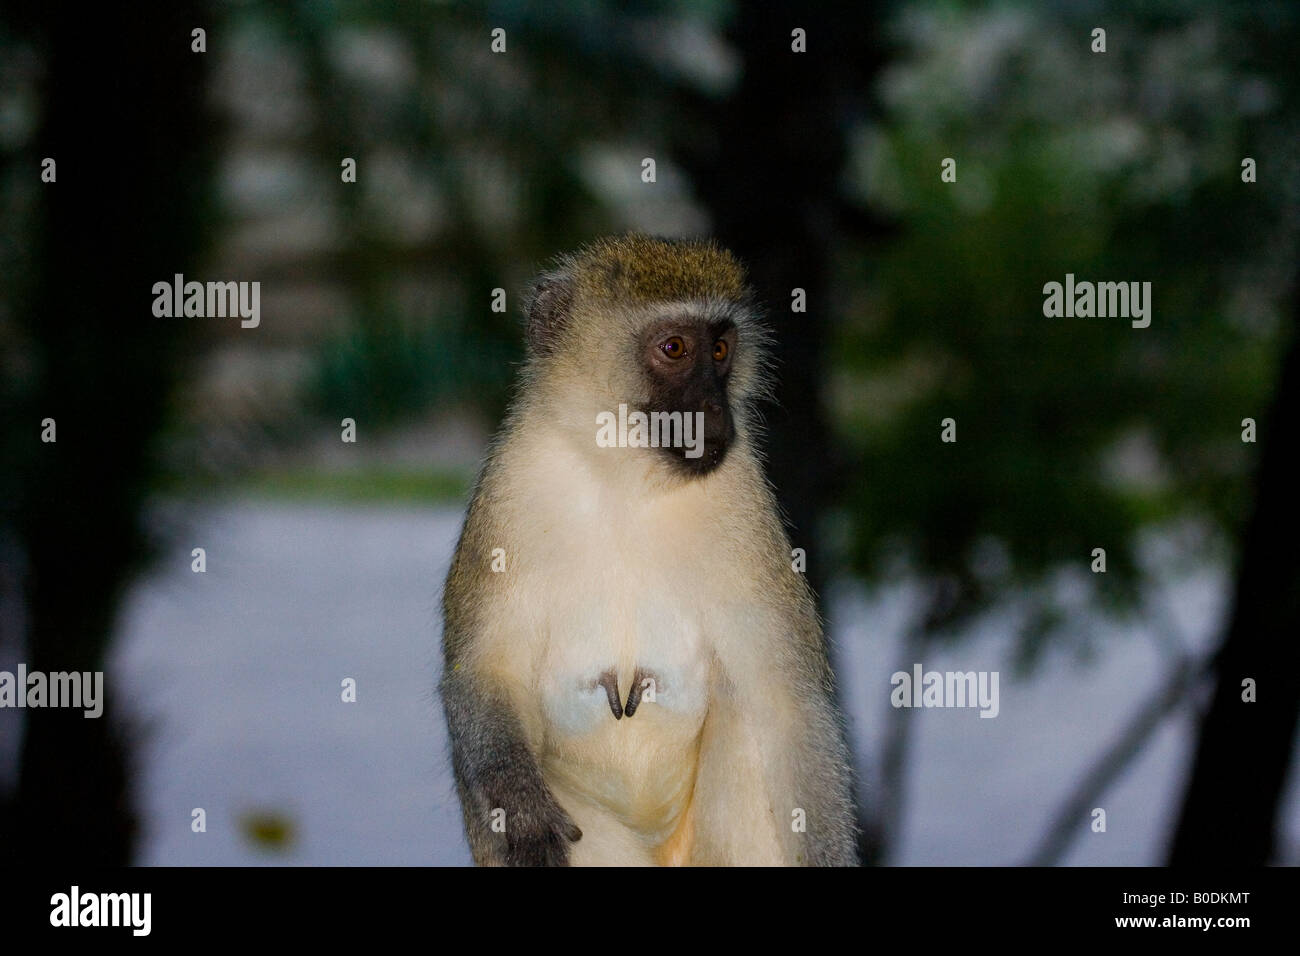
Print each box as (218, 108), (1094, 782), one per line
(309, 304), (518, 427)
(237, 468), (471, 504)
(831, 4), (1294, 655)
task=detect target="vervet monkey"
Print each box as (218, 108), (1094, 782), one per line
(440, 235), (857, 866)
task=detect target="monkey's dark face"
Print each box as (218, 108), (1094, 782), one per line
(639, 317), (737, 476)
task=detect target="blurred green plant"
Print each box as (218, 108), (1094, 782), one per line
(309, 304), (518, 428)
(239, 467), (471, 504)
(833, 4), (1289, 664)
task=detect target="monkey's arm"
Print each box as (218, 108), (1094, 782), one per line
(777, 647), (860, 867)
(693, 599), (859, 867)
(440, 484), (582, 867)
(441, 665), (582, 866)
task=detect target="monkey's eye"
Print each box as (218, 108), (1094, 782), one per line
(661, 336), (686, 359)
(712, 340), (729, 362)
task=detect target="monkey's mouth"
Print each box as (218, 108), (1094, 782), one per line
(640, 395), (734, 477)
(659, 432), (731, 476)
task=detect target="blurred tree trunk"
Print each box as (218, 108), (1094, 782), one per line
(0, 2), (211, 863)
(1168, 288), (1300, 865)
(672, 0), (892, 863)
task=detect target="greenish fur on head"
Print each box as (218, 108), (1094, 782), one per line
(570, 235), (746, 304)
(521, 234), (770, 420)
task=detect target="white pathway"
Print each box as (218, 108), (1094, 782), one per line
(108, 501), (1300, 865)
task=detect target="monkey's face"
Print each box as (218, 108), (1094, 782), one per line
(638, 316), (737, 476)
(523, 237), (769, 483)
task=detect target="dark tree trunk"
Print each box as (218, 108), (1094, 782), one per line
(1, 2), (211, 864)
(1167, 291), (1300, 865)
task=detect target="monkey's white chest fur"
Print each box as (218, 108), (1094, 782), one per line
(505, 440), (732, 861)
(532, 527), (714, 852)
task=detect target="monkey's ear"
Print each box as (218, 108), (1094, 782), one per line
(524, 273), (574, 354)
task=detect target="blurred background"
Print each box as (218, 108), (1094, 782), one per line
(2, 0), (1298, 866)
